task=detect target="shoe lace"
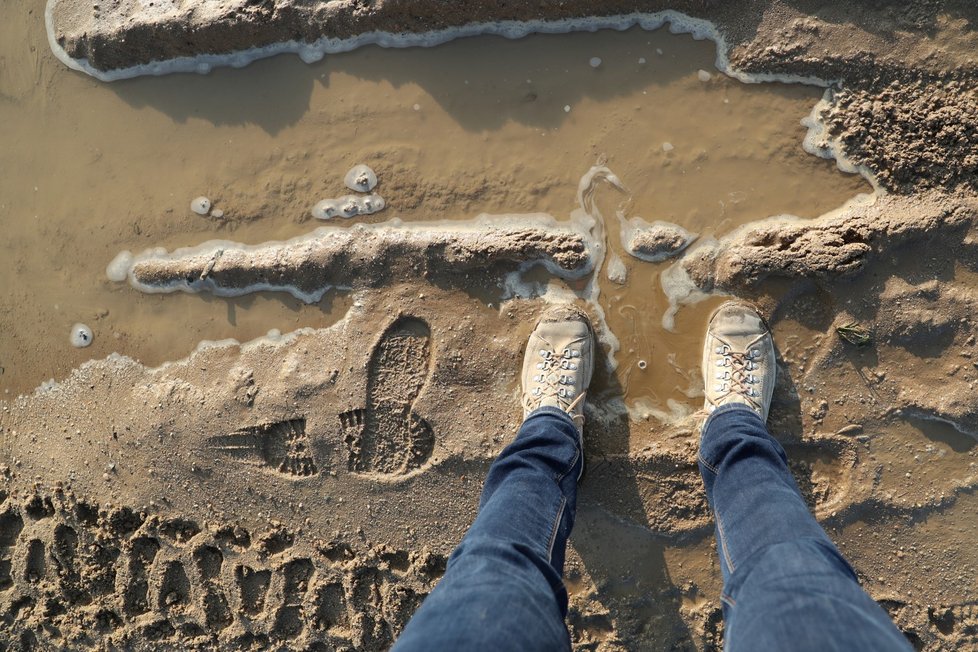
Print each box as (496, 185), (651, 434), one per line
(712, 344), (762, 411)
(523, 346), (586, 414)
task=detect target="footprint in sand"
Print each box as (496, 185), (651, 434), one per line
(207, 418), (318, 478)
(342, 316), (435, 477)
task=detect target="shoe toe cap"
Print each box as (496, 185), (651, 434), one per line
(709, 302), (767, 340)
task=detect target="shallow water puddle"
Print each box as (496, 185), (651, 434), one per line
(0, 9), (870, 414)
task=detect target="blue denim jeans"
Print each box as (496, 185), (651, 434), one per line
(393, 403), (912, 651)
(393, 407), (580, 650)
(700, 404), (912, 651)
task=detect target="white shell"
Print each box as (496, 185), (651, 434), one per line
(344, 164), (378, 192)
(70, 323), (93, 348)
(191, 196), (211, 215)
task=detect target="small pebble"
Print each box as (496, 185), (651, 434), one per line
(638, 57), (647, 64)
(344, 164), (378, 192)
(697, 69), (712, 82)
(662, 142), (674, 152)
(589, 57), (602, 68)
(413, 103), (421, 111)
(70, 324), (93, 348)
(190, 196), (211, 215)
(209, 208), (224, 219)
(637, 360), (648, 370)
(563, 105), (571, 113)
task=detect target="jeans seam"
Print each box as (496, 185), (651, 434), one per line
(720, 592), (736, 607)
(715, 512), (736, 573)
(555, 447), (581, 483)
(698, 454), (719, 475)
(546, 496), (567, 564)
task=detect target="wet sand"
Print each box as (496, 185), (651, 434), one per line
(0, 20), (866, 399)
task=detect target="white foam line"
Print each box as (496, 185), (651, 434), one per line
(46, 7), (828, 86)
(802, 89), (884, 194)
(20, 302), (362, 401)
(626, 396), (695, 426)
(496, 165), (625, 369)
(899, 407), (978, 442)
(572, 164), (628, 369)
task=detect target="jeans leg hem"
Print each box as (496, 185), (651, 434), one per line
(700, 403), (765, 469)
(526, 405), (577, 426)
(702, 402), (760, 433)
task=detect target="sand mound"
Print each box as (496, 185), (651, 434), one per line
(120, 219), (592, 302)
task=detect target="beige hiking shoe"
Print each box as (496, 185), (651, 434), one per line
(702, 301), (776, 421)
(521, 305), (594, 433)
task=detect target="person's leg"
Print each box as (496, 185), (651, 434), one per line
(700, 404), (912, 651)
(393, 406), (581, 651)
(393, 305), (594, 651)
(699, 301), (911, 652)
